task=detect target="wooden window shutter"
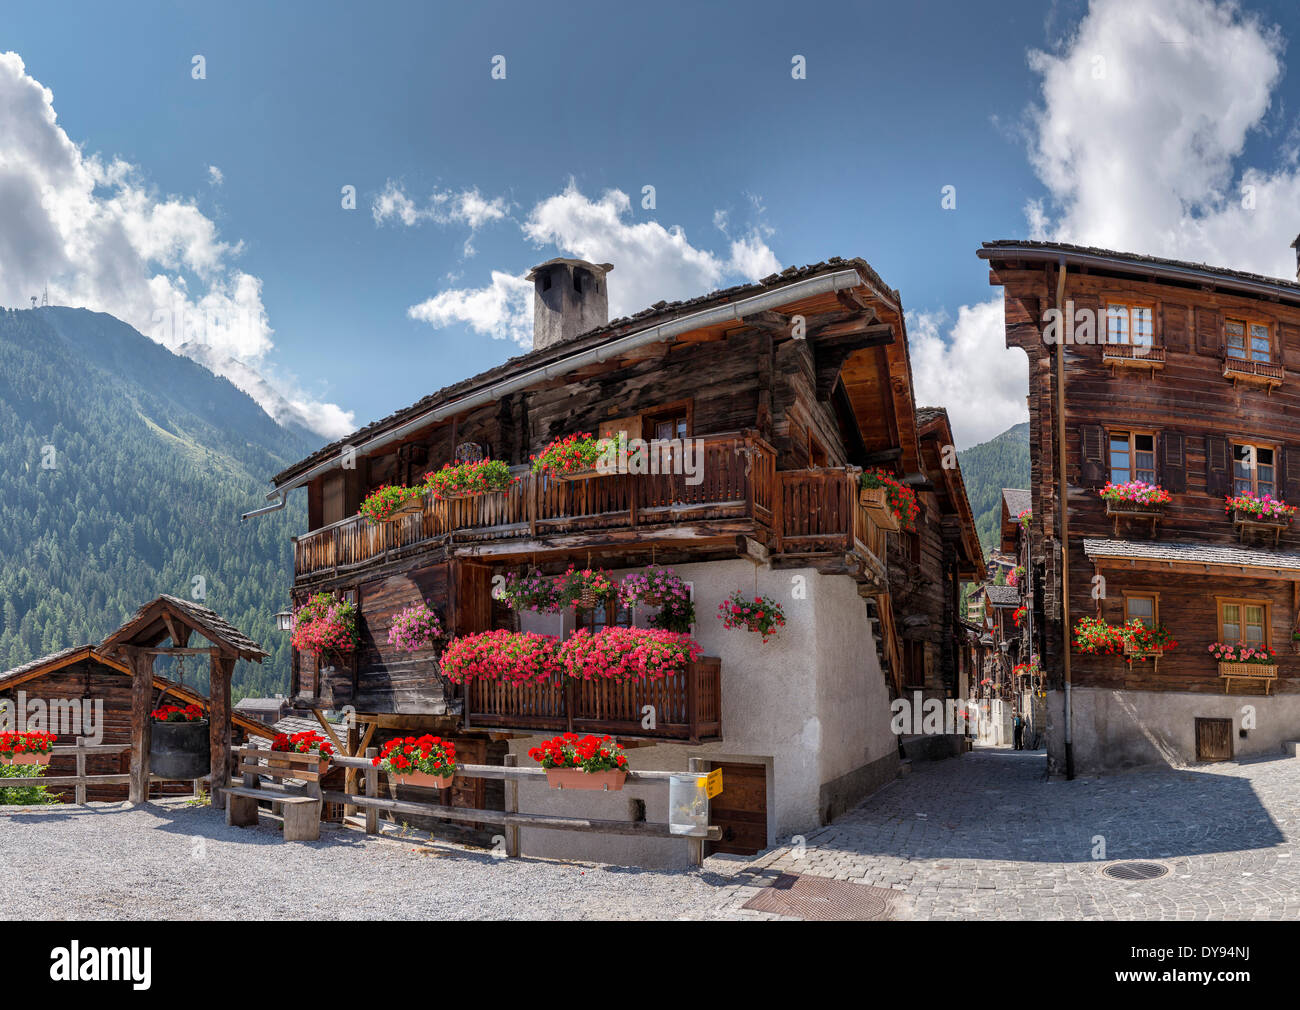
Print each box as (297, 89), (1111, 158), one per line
(1160, 430), (1186, 493)
(1282, 324), (1300, 372)
(1080, 424), (1106, 485)
(1205, 434), (1231, 497)
(1162, 304), (1189, 352)
(1195, 307), (1222, 356)
(1284, 446), (1300, 506)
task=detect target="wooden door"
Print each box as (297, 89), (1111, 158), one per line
(1195, 718), (1233, 762)
(706, 762), (767, 856)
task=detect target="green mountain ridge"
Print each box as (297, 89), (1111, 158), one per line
(957, 421), (1031, 558)
(0, 306), (317, 700)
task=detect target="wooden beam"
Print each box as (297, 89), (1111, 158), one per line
(127, 647), (152, 804)
(208, 654), (235, 808)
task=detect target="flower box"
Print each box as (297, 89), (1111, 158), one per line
(531, 433), (613, 481)
(382, 495), (426, 520)
(269, 755), (331, 778)
(397, 770), (455, 789)
(1218, 661), (1278, 695)
(425, 458), (518, 500)
(858, 486), (901, 531)
(545, 768), (626, 791)
(3, 752), (51, 768)
(360, 485), (426, 524)
(1232, 507), (1292, 529)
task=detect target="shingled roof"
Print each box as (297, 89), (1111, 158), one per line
(100, 595), (267, 662)
(271, 258), (902, 487)
(980, 240), (1300, 299)
(985, 584), (1020, 607)
(0, 644), (104, 685)
(1084, 538), (1300, 573)
(1002, 489), (1032, 518)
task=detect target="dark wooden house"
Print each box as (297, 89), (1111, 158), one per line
(252, 256), (982, 864)
(982, 238), (1300, 773)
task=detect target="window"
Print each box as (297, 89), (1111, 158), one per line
(1218, 598), (1269, 645)
(644, 408), (689, 442)
(1123, 593), (1157, 627)
(574, 601), (633, 634)
(1108, 430), (1156, 484)
(1106, 303), (1154, 346)
(1226, 318), (1273, 362)
(1232, 442), (1276, 497)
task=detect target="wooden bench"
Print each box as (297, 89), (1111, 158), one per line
(225, 748), (325, 841)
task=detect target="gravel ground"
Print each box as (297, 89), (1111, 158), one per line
(0, 800), (751, 920)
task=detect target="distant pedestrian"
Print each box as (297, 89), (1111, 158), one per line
(1013, 713), (1024, 750)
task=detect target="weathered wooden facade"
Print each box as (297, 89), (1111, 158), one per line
(0, 643), (270, 802)
(257, 256), (982, 864)
(982, 239), (1300, 773)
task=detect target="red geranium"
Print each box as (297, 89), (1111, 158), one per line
(150, 703), (205, 723)
(271, 730), (334, 756)
(372, 734), (459, 777)
(0, 731), (57, 757)
(527, 733), (628, 773)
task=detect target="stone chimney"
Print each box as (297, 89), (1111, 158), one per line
(526, 258), (613, 351)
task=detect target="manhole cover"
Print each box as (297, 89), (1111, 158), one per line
(1100, 860), (1170, 881)
(741, 873), (896, 920)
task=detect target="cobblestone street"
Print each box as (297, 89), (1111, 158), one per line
(707, 747), (1300, 920)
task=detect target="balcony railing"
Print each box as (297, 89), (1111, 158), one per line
(462, 658), (723, 742)
(292, 433), (890, 583)
(295, 432), (779, 579)
(1223, 356), (1284, 389)
(1102, 343), (1165, 373)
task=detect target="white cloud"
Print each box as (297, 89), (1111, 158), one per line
(908, 302), (1027, 449)
(1026, 0), (1293, 276)
(408, 182), (782, 347)
(0, 52), (351, 438)
(372, 182), (510, 256)
(207, 164), (223, 187)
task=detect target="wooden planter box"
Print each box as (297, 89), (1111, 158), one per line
(270, 755), (331, 779)
(1105, 498), (1165, 537)
(858, 487), (901, 531)
(545, 768), (626, 791)
(1, 752), (51, 767)
(1122, 640), (1167, 670)
(554, 467), (600, 482)
(377, 496), (425, 522)
(395, 770), (455, 789)
(435, 487), (510, 501)
(1218, 662), (1278, 695)
(1232, 508), (1293, 547)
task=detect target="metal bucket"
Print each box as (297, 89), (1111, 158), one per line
(150, 719), (210, 780)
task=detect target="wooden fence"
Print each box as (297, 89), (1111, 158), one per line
(2, 741), (212, 804)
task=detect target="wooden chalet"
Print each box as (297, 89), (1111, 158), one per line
(253, 255), (982, 864)
(0, 640), (271, 802)
(981, 238), (1300, 773)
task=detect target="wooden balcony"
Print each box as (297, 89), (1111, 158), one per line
(1103, 343), (1165, 377)
(294, 431), (773, 579)
(292, 432), (888, 588)
(1223, 356), (1284, 391)
(462, 658), (723, 742)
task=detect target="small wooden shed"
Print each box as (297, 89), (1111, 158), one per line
(98, 595), (269, 805)
(0, 644), (272, 801)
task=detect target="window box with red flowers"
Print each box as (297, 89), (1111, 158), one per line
(1006, 566), (1025, 588)
(359, 484), (426, 524)
(1100, 481), (1170, 536)
(425, 458), (518, 500)
(270, 730), (335, 778)
(717, 593), (785, 642)
(530, 432), (613, 481)
(290, 592), (360, 660)
(558, 627), (702, 683)
(528, 733), (629, 791)
(373, 734), (459, 789)
(858, 469), (918, 532)
(1226, 493), (1297, 546)
(439, 629), (563, 685)
(149, 704), (209, 780)
(1209, 642), (1279, 694)
(1120, 622), (1177, 665)
(1012, 605), (1028, 628)
(0, 731), (57, 768)
(387, 602), (444, 654)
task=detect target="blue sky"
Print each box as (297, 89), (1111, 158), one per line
(5, 0), (1300, 446)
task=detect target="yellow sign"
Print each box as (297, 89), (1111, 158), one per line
(698, 769), (724, 798)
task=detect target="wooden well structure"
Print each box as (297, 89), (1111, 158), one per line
(99, 595), (268, 806)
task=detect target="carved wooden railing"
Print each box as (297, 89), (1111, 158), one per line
(775, 466), (888, 579)
(294, 432), (775, 578)
(462, 658), (723, 742)
(1223, 356), (1285, 387)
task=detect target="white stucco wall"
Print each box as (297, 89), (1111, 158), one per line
(507, 560), (897, 867)
(1045, 686), (1300, 774)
